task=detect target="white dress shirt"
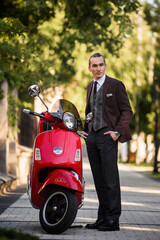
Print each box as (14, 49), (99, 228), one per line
(93, 74), (106, 92)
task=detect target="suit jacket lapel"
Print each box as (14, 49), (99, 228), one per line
(87, 81), (94, 103)
(85, 81), (93, 116)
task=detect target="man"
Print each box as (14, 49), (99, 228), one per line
(82, 53), (133, 231)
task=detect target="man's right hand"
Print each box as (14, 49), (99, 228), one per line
(81, 131), (88, 139)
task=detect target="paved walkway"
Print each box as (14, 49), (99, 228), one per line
(0, 159), (160, 240)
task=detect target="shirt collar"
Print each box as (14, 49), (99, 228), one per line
(94, 74), (106, 87)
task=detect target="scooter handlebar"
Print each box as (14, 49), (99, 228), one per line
(23, 109), (31, 114)
(23, 109), (44, 118)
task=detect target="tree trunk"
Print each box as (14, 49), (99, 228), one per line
(153, 78), (159, 173)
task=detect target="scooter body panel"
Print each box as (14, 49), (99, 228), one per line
(38, 169), (83, 194)
(29, 129), (83, 209)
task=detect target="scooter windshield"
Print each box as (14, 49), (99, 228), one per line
(50, 99), (83, 130)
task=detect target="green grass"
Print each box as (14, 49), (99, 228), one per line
(0, 228), (39, 240)
(151, 172), (160, 179)
(119, 159), (153, 167)
(128, 162), (153, 167)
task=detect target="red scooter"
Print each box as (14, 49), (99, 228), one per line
(23, 85), (92, 234)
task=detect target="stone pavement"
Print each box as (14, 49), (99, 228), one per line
(0, 159), (160, 240)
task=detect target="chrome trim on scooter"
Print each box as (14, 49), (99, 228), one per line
(71, 171), (79, 180)
(27, 174), (31, 202)
(53, 146), (63, 155)
(78, 177), (85, 209)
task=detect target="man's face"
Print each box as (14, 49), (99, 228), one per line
(88, 56), (106, 80)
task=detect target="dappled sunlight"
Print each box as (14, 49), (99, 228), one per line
(122, 201), (144, 207)
(121, 186), (160, 194)
(118, 163), (153, 172)
(76, 217), (96, 222)
(85, 184), (95, 191)
(84, 198), (98, 203)
(122, 226), (160, 232)
(83, 162), (91, 170)
(81, 205), (97, 210)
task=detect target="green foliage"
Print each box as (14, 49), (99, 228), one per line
(7, 93), (22, 135)
(64, 4), (159, 139)
(144, 0), (160, 140)
(0, 0), (141, 88)
(0, 228), (39, 240)
(144, 0), (160, 33)
(0, 86), (4, 99)
(0, 18), (26, 38)
(0, 0), (140, 129)
(63, 0), (140, 52)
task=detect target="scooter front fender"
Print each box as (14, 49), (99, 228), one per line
(38, 169), (83, 196)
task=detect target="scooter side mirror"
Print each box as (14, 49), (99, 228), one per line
(86, 112), (93, 122)
(28, 85), (40, 98)
(28, 84), (49, 111)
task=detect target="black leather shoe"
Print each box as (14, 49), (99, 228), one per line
(85, 219), (105, 229)
(98, 219), (120, 231)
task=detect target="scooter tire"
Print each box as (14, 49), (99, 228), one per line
(39, 188), (78, 234)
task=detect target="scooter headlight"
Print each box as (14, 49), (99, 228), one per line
(63, 112), (77, 130)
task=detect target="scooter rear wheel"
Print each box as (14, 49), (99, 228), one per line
(39, 188), (78, 234)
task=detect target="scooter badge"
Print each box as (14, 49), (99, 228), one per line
(53, 146), (63, 155)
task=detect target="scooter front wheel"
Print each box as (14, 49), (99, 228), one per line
(39, 188), (78, 234)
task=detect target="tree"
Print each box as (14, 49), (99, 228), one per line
(0, 0), (141, 87)
(64, 5), (159, 167)
(0, 0), (141, 130)
(144, 0), (160, 173)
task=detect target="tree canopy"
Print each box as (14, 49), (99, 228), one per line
(0, 0), (140, 95)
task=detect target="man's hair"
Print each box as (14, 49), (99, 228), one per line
(89, 53), (105, 66)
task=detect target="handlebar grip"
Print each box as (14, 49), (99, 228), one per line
(23, 109), (44, 118)
(23, 109), (31, 114)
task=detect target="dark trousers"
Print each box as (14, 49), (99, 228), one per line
(85, 127), (121, 221)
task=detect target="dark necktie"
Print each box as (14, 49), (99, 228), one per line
(93, 81), (98, 95)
